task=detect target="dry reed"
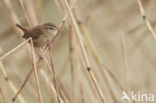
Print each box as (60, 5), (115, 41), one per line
(0, 0), (155, 103)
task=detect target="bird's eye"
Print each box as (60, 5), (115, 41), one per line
(45, 26), (55, 30)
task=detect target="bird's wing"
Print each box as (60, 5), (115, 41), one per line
(23, 28), (43, 39)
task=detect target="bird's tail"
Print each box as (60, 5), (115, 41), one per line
(16, 24), (27, 33)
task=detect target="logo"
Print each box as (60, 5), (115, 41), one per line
(121, 91), (155, 102)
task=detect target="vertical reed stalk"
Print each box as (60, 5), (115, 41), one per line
(0, 86), (8, 103)
(137, 0), (156, 43)
(30, 39), (43, 103)
(61, 0), (107, 102)
(120, 33), (132, 103)
(48, 45), (61, 103)
(68, 24), (76, 103)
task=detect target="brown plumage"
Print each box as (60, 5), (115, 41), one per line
(16, 22), (57, 47)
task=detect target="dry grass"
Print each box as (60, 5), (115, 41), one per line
(0, 0), (156, 103)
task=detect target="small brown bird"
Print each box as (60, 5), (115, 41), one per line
(16, 22), (57, 47)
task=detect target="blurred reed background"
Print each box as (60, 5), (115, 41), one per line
(0, 0), (156, 103)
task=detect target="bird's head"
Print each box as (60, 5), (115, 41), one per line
(43, 22), (57, 35)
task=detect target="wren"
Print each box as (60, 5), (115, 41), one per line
(16, 22), (57, 47)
